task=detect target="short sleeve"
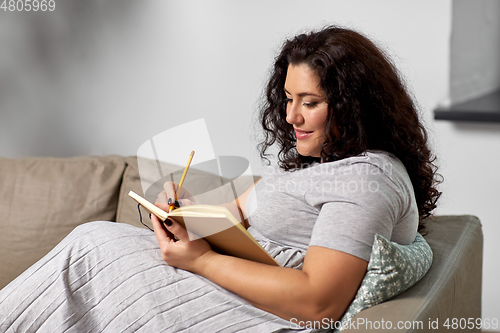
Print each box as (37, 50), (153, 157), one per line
(307, 161), (408, 261)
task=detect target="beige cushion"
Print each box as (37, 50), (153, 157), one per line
(0, 156), (126, 289)
(116, 156), (147, 229)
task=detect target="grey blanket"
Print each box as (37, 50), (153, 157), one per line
(0, 222), (312, 332)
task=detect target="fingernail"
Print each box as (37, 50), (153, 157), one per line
(175, 200), (182, 207)
(168, 198), (172, 205)
(164, 219), (172, 227)
(149, 214), (151, 219)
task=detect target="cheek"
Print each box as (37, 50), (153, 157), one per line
(309, 108), (329, 130)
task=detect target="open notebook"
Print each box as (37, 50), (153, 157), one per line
(128, 191), (279, 266)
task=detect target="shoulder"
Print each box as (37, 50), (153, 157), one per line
(323, 150), (406, 177)
(259, 151), (414, 201)
(359, 150), (415, 200)
(304, 150), (415, 209)
(321, 150), (411, 189)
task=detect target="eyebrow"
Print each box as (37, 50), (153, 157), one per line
(284, 88), (323, 98)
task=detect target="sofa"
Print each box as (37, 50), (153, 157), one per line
(0, 155), (483, 332)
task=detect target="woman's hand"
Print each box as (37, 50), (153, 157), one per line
(150, 205), (215, 272)
(156, 181), (195, 211)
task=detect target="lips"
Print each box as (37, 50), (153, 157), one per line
(294, 128), (313, 140)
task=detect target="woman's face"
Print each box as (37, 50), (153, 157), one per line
(284, 64), (329, 158)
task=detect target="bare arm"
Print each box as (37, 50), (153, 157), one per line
(196, 245), (367, 321)
(150, 212), (367, 322)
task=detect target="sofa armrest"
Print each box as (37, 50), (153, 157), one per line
(343, 215), (483, 333)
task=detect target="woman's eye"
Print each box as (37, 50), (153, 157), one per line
(285, 98), (293, 104)
(303, 102), (318, 108)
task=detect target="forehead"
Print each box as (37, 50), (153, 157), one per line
(284, 64), (323, 95)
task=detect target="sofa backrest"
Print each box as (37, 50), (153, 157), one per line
(0, 155), (259, 289)
(0, 156), (127, 289)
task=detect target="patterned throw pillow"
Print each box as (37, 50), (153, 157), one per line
(335, 233), (433, 332)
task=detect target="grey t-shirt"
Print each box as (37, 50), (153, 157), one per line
(246, 150), (418, 263)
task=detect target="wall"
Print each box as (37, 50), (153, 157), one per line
(0, 0), (450, 176)
(450, 0), (500, 104)
(6, 0), (497, 321)
(434, 0), (500, 322)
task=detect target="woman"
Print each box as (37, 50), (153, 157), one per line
(0, 26), (440, 332)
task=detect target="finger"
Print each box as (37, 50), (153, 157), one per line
(178, 187), (194, 201)
(150, 213), (173, 243)
(156, 190), (168, 204)
(175, 198), (195, 207)
(155, 202), (170, 211)
(163, 181), (177, 202)
(163, 217), (191, 243)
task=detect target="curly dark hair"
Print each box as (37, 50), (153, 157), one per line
(258, 26), (441, 226)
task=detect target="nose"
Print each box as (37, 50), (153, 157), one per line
(286, 101), (303, 125)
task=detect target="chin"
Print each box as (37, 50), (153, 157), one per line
(296, 142), (322, 158)
(297, 150), (319, 158)
(296, 146), (316, 157)
(296, 149), (308, 157)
